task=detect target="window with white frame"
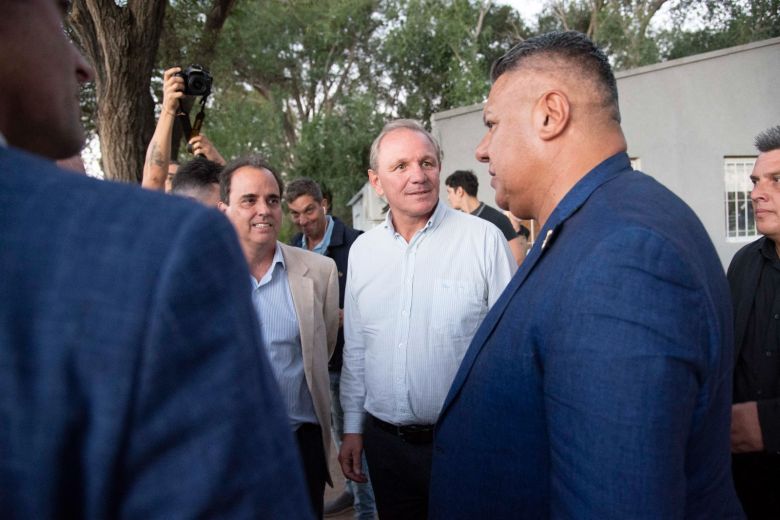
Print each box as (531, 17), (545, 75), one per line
(724, 157), (757, 241)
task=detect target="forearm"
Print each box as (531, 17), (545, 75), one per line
(341, 285), (366, 434)
(141, 110), (176, 191)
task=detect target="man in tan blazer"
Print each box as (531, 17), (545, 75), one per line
(218, 155), (339, 518)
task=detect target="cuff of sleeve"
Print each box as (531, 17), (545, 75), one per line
(343, 412), (366, 434)
(757, 399), (780, 454)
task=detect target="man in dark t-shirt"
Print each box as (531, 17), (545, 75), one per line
(446, 169), (525, 264)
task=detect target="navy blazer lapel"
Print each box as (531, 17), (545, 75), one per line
(439, 153), (632, 416)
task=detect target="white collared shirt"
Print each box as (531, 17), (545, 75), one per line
(341, 202), (516, 432)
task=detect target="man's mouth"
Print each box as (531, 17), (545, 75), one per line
(252, 222), (272, 228)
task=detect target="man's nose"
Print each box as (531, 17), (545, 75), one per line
(475, 134), (489, 163)
(751, 182), (766, 202)
(409, 163), (427, 182)
(72, 44), (94, 84)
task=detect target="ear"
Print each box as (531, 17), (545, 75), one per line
(321, 198), (330, 213)
(368, 169), (385, 197)
(217, 201), (228, 214)
(535, 90), (570, 141)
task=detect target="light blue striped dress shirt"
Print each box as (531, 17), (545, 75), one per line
(341, 202), (516, 432)
(251, 244), (318, 429)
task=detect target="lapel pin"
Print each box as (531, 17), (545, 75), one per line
(541, 229), (554, 251)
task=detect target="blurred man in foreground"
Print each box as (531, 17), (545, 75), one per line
(0, 1), (311, 517)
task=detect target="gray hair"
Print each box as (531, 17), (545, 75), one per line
(491, 31), (620, 123)
(368, 119), (442, 171)
(755, 126), (780, 153)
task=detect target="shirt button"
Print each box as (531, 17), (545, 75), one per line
(398, 343), (404, 349)
(774, 314), (779, 320)
(766, 351), (773, 357)
(401, 310), (408, 316)
(757, 390), (764, 396)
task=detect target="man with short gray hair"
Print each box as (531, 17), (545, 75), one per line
(728, 124), (780, 518)
(338, 119), (515, 519)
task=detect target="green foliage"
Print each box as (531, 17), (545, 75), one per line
(381, 0), (529, 123)
(89, 0), (777, 202)
(661, 0), (780, 59)
(535, 0), (666, 70)
(290, 93), (385, 220)
(155, 0), (529, 217)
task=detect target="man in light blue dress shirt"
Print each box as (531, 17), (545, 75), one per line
(338, 119), (516, 519)
(219, 156), (340, 518)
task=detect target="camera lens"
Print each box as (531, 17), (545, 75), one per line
(190, 78), (204, 92)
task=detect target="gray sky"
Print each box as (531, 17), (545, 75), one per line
(497, 0), (546, 24)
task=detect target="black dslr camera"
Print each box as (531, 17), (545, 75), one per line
(175, 64), (212, 97)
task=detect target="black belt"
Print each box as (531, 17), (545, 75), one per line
(370, 415), (434, 444)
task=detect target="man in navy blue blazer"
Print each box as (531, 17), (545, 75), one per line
(0, 1), (311, 518)
(429, 31), (744, 518)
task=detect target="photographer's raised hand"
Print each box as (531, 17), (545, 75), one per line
(188, 134), (225, 165)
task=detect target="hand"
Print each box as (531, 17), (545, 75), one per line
(338, 433), (368, 483)
(187, 134), (225, 165)
(731, 401), (765, 453)
(161, 67), (184, 116)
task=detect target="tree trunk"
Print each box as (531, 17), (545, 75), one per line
(70, 0), (167, 183)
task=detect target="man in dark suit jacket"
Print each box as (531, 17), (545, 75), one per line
(727, 125), (780, 518)
(0, 1), (311, 517)
(429, 31), (744, 518)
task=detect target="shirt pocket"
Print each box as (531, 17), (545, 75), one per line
(430, 278), (485, 342)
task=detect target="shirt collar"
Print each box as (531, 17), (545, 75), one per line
(303, 215), (334, 255)
(760, 237), (780, 262)
(382, 200), (445, 240)
(252, 242), (286, 288)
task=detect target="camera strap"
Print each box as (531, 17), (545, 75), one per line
(176, 94), (209, 145)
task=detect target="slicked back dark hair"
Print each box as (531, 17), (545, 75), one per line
(491, 31), (621, 123)
(219, 155), (283, 204)
(755, 126), (780, 153)
(171, 157), (221, 193)
(284, 177), (323, 204)
(445, 170), (479, 197)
